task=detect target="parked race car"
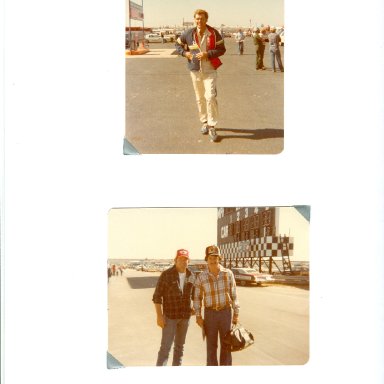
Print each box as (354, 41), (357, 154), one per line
(231, 267), (274, 286)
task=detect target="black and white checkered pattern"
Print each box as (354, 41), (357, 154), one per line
(219, 236), (294, 260)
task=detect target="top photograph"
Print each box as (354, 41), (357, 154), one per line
(124, 0), (284, 155)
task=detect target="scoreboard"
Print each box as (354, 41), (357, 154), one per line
(217, 207), (294, 272)
(217, 207), (277, 244)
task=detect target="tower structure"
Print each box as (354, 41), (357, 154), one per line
(217, 207), (294, 274)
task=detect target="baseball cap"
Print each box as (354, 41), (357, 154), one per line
(205, 245), (221, 260)
(176, 249), (189, 259)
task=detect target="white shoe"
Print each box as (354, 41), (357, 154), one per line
(208, 127), (218, 142)
(201, 123), (208, 134)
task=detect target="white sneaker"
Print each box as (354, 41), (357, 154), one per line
(200, 123), (208, 134)
(208, 127), (218, 142)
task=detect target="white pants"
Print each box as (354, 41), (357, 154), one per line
(190, 68), (218, 127)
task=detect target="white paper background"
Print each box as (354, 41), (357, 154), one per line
(2, 0), (384, 383)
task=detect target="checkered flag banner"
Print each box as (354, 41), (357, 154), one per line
(220, 236), (294, 260)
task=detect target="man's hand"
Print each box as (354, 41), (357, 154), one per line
(196, 52), (208, 61)
(196, 316), (204, 328)
(232, 314), (239, 324)
(185, 52), (193, 60)
(157, 314), (166, 328)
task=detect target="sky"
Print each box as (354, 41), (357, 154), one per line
(108, 208), (217, 260)
(108, 207), (310, 262)
(126, 0), (284, 28)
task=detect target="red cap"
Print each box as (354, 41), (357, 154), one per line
(176, 249), (189, 259)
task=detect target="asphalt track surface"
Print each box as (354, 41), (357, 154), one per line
(125, 38), (284, 154)
(108, 268), (309, 367)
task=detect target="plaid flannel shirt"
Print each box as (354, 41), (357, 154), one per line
(152, 265), (195, 319)
(193, 265), (240, 317)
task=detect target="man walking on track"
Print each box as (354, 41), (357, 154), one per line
(234, 28), (245, 55)
(175, 9), (226, 143)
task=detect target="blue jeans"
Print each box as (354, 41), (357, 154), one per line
(270, 49), (284, 71)
(204, 308), (232, 366)
(237, 41), (244, 55)
(156, 316), (190, 366)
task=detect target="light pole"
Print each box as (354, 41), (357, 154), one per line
(141, 0), (144, 48)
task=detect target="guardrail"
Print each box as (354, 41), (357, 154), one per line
(272, 275), (309, 285)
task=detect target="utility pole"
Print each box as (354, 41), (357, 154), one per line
(128, 0), (132, 50)
(142, 0), (144, 44)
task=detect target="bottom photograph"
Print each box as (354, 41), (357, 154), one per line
(107, 206), (310, 367)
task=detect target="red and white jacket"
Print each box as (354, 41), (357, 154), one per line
(175, 25), (226, 71)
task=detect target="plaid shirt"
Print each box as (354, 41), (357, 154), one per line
(152, 265), (195, 319)
(193, 265), (240, 317)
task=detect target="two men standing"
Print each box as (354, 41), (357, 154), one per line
(153, 245), (239, 366)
